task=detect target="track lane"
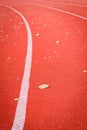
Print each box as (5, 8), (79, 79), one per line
(0, 6), (28, 130)
(18, 4), (87, 130)
(28, 1), (87, 18)
(0, 1), (87, 130)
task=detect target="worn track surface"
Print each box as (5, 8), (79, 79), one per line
(0, 0), (87, 130)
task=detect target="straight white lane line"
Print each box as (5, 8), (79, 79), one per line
(31, 3), (87, 20)
(4, 5), (32, 130)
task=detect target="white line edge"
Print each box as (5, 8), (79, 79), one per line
(3, 5), (32, 130)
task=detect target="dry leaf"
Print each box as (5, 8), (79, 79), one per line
(36, 33), (40, 37)
(14, 98), (19, 101)
(83, 70), (87, 73)
(37, 84), (50, 89)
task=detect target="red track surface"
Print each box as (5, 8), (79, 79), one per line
(0, 0), (87, 130)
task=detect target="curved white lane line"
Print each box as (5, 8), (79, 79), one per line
(31, 3), (87, 20)
(4, 5), (32, 130)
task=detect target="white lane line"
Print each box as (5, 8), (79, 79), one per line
(4, 5), (32, 130)
(31, 3), (87, 20)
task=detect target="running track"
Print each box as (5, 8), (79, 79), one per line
(0, 0), (87, 130)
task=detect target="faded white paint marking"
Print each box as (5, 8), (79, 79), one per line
(31, 3), (87, 20)
(4, 5), (32, 130)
